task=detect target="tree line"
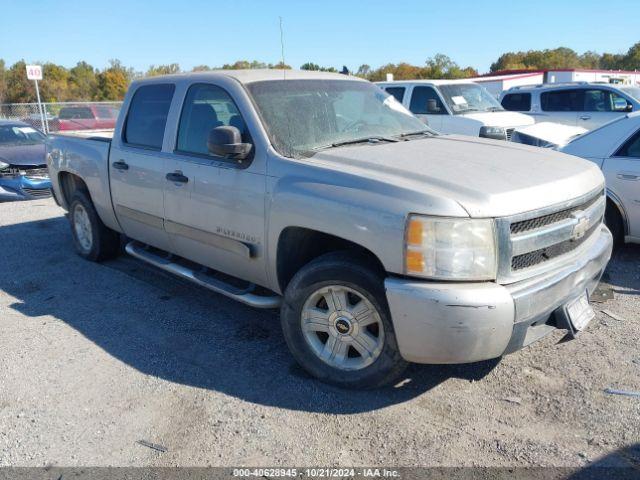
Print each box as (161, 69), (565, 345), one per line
(1, 42), (638, 104)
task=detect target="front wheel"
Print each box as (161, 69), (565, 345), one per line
(280, 252), (408, 389)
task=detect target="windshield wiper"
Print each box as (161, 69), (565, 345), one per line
(398, 129), (435, 138)
(485, 107), (503, 112)
(314, 136), (399, 151)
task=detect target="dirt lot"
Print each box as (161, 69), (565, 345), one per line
(0, 198), (638, 468)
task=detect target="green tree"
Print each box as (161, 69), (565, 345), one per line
(95, 60), (131, 101)
(300, 62), (320, 71)
(0, 59), (6, 103)
(40, 63), (71, 102)
(69, 61), (97, 101)
(146, 63), (180, 77)
(356, 64), (371, 78)
(622, 42), (640, 69)
(4, 60), (35, 103)
(192, 65), (212, 72)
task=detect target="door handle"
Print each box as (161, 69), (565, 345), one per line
(112, 160), (129, 170)
(580, 115), (591, 121)
(166, 171), (189, 183)
(617, 173), (639, 181)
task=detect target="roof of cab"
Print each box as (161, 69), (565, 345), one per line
(375, 79), (479, 86)
(134, 69), (366, 85)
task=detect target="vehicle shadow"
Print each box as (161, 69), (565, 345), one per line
(601, 243), (640, 295)
(567, 443), (640, 479)
(0, 215), (499, 414)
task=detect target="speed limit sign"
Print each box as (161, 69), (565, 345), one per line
(26, 64), (43, 80)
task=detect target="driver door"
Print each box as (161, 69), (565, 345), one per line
(163, 82), (268, 286)
(408, 86), (446, 132)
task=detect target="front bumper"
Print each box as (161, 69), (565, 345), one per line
(0, 175), (52, 201)
(385, 226), (613, 364)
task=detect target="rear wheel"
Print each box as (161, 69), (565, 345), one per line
(69, 191), (120, 261)
(280, 252), (407, 388)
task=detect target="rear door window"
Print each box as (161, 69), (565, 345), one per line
(501, 93), (531, 111)
(59, 107), (94, 119)
(541, 89), (584, 112)
(384, 87), (405, 103)
(615, 129), (640, 157)
(409, 86), (446, 114)
(124, 84), (175, 149)
(177, 83), (248, 157)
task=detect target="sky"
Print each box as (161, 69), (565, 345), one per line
(1, 0), (639, 74)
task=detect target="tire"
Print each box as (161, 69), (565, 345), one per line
(280, 251), (408, 389)
(68, 190), (120, 262)
(605, 201), (624, 247)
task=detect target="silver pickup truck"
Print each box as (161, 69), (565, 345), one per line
(47, 70), (612, 388)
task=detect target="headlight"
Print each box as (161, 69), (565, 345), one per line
(405, 215), (497, 280)
(0, 160), (9, 170)
(479, 126), (506, 140)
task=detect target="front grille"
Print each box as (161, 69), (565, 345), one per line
(21, 187), (52, 198)
(510, 190), (603, 234)
(499, 189), (606, 280)
(505, 128), (515, 141)
(511, 221), (600, 270)
(24, 167), (49, 179)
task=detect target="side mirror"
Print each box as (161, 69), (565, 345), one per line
(207, 126), (252, 162)
(426, 99), (440, 113)
(625, 103), (633, 112)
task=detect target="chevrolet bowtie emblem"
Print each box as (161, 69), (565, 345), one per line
(570, 211), (589, 240)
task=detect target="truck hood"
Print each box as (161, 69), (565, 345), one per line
(0, 143), (46, 167)
(461, 110), (535, 127)
(312, 135), (604, 218)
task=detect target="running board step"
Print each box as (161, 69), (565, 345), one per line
(125, 241), (281, 309)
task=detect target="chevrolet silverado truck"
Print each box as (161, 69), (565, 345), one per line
(47, 70), (613, 388)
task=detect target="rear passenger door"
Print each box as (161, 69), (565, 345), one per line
(163, 82), (268, 286)
(579, 89), (630, 130)
(539, 89), (582, 126)
(408, 86), (447, 131)
(109, 83), (175, 251)
(605, 128), (640, 238)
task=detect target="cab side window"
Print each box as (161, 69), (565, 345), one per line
(541, 89), (584, 112)
(124, 84), (175, 149)
(615, 129), (640, 158)
(501, 93), (531, 111)
(177, 83), (248, 156)
(385, 87), (405, 103)
(409, 86), (446, 114)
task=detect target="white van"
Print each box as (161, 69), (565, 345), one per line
(377, 80), (534, 140)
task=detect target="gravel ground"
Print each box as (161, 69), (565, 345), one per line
(0, 198), (638, 468)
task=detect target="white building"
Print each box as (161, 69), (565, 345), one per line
(474, 69), (640, 97)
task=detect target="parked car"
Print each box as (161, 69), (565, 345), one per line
(511, 122), (587, 149)
(560, 111), (640, 245)
(500, 82), (640, 130)
(54, 105), (119, 131)
(0, 120), (51, 200)
(376, 80), (534, 140)
(47, 70), (612, 388)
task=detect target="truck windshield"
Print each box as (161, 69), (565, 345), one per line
(438, 83), (504, 115)
(0, 125), (45, 145)
(246, 79), (434, 158)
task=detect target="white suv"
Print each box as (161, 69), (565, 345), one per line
(377, 80), (534, 140)
(500, 83), (640, 131)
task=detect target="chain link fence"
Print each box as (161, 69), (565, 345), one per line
(0, 101), (123, 134)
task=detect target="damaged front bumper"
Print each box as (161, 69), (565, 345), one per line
(385, 226), (613, 364)
(0, 167), (52, 201)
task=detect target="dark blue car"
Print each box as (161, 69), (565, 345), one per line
(0, 120), (52, 201)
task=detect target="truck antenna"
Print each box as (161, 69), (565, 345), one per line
(279, 16), (286, 79)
